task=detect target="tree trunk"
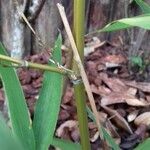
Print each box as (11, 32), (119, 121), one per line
(0, 0), (62, 58)
(0, 0), (25, 59)
(32, 0), (62, 53)
(0, 0), (150, 58)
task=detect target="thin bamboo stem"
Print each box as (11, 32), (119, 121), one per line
(73, 1), (91, 150)
(57, 3), (103, 139)
(0, 54), (70, 75)
(58, 1), (91, 150)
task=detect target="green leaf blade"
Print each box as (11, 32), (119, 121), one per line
(135, 0), (150, 14)
(33, 34), (64, 150)
(0, 43), (35, 150)
(134, 138), (150, 150)
(97, 14), (150, 33)
(51, 137), (81, 150)
(0, 113), (24, 150)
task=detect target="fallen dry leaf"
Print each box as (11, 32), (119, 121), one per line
(101, 92), (126, 106)
(124, 81), (150, 93)
(56, 120), (78, 137)
(98, 112), (108, 123)
(102, 54), (126, 64)
(91, 84), (102, 95)
(98, 85), (111, 96)
(62, 86), (74, 104)
(99, 73), (128, 93)
(146, 95), (150, 102)
(101, 88), (149, 106)
(88, 122), (97, 130)
(84, 37), (105, 57)
(135, 124), (147, 139)
(105, 120), (120, 138)
(127, 110), (139, 122)
(91, 84), (111, 97)
(58, 109), (70, 121)
(90, 131), (99, 142)
(126, 87), (137, 96)
(134, 112), (150, 127)
(125, 98), (149, 107)
(70, 128), (80, 142)
(102, 106), (133, 134)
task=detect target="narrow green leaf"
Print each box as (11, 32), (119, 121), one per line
(101, 127), (120, 150)
(0, 113), (24, 150)
(51, 137), (81, 150)
(96, 14), (150, 33)
(86, 106), (120, 150)
(134, 138), (150, 150)
(0, 43), (35, 150)
(135, 0), (150, 14)
(33, 34), (64, 150)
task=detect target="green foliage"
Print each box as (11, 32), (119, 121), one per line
(134, 138), (150, 150)
(97, 14), (150, 33)
(93, 0), (150, 34)
(0, 113), (24, 150)
(0, 36), (81, 150)
(135, 0), (150, 14)
(51, 137), (81, 150)
(0, 43), (35, 150)
(130, 56), (143, 68)
(33, 34), (64, 150)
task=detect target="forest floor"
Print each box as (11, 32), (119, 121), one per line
(0, 37), (150, 150)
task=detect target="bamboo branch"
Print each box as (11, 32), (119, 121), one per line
(0, 54), (73, 75)
(57, 3), (103, 138)
(73, 0), (91, 149)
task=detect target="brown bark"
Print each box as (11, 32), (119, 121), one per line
(0, 0), (150, 57)
(0, 0), (25, 58)
(32, 0), (62, 53)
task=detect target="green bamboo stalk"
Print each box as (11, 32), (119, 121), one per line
(73, 0), (91, 150)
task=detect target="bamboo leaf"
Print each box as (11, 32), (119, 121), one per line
(135, 0), (150, 14)
(51, 137), (81, 150)
(0, 113), (24, 150)
(96, 14), (150, 32)
(134, 138), (150, 150)
(33, 34), (64, 150)
(0, 43), (35, 150)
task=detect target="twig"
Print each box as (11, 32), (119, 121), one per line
(13, 0), (46, 49)
(57, 3), (103, 138)
(0, 54), (73, 75)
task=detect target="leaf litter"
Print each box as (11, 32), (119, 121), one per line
(0, 37), (150, 149)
